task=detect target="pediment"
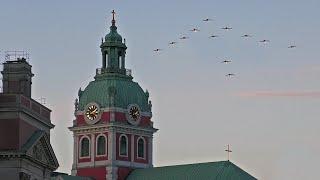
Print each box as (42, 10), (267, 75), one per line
(24, 130), (59, 170)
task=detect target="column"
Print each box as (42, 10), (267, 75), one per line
(131, 135), (134, 162)
(91, 134), (95, 165)
(71, 134), (78, 175)
(102, 51), (106, 68)
(148, 136), (153, 167)
(121, 51), (125, 69)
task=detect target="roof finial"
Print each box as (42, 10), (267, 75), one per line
(111, 10), (116, 26)
(225, 144), (232, 161)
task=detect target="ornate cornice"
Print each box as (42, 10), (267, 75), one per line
(69, 122), (157, 136)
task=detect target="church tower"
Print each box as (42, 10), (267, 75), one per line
(69, 11), (157, 180)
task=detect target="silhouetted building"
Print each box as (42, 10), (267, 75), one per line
(0, 57), (59, 180)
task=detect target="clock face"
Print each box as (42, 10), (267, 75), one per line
(85, 104), (99, 121)
(129, 106), (140, 121)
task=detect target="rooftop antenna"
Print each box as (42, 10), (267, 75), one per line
(4, 50), (30, 62)
(225, 144), (232, 161)
(36, 97), (46, 105)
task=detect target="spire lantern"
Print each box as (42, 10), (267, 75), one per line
(99, 10), (128, 77)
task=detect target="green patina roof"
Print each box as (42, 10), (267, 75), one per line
(78, 76), (149, 111)
(126, 161), (257, 180)
(105, 21), (122, 43)
(51, 173), (93, 180)
(21, 130), (44, 152)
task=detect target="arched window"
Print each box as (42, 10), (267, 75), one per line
(96, 135), (106, 156)
(137, 137), (145, 159)
(118, 51), (122, 68)
(80, 137), (90, 157)
(119, 135), (128, 156)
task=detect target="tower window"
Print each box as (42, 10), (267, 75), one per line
(119, 134), (128, 156)
(118, 51), (122, 68)
(137, 137), (145, 159)
(80, 136), (90, 158)
(96, 135), (107, 156)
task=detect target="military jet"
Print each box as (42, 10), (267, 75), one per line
(169, 41), (178, 45)
(288, 45), (296, 48)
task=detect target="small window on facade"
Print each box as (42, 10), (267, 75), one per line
(137, 138), (145, 158)
(80, 137), (90, 157)
(120, 135), (127, 156)
(97, 135), (106, 156)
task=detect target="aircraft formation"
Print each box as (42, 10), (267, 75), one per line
(153, 18), (297, 78)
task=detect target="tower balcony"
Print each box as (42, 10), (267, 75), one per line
(96, 68), (132, 77)
(0, 94), (53, 128)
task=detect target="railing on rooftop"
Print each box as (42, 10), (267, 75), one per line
(0, 94), (51, 122)
(126, 69), (132, 76)
(4, 51), (30, 62)
(95, 68), (132, 77)
(96, 68), (102, 75)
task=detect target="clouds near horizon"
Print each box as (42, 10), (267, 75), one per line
(235, 90), (320, 98)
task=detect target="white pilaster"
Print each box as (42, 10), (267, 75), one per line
(91, 133), (95, 163)
(108, 130), (113, 161)
(131, 135), (134, 162)
(106, 127), (118, 180)
(71, 134), (78, 175)
(148, 136), (153, 167)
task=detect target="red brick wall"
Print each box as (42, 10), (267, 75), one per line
(77, 167), (107, 180)
(76, 112), (111, 126)
(115, 112), (126, 123)
(19, 120), (37, 148)
(140, 116), (151, 127)
(7, 81), (19, 94)
(0, 118), (37, 150)
(75, 111), (151, 127)
(20, 96), (31, 108)
(0, 118), (19, 150)
(76, 115), (86, 126)
(101, 112), (110, 123)
(118, 167), (133, 180)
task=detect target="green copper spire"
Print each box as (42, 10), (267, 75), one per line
(77, 11), (151, 113)
(99, 10), (128, 77)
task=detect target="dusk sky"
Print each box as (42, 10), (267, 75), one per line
(1, 1), (320, 179)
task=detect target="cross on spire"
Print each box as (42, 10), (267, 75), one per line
(225, 144), (232, 161)
(112, 10), (116, 21)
